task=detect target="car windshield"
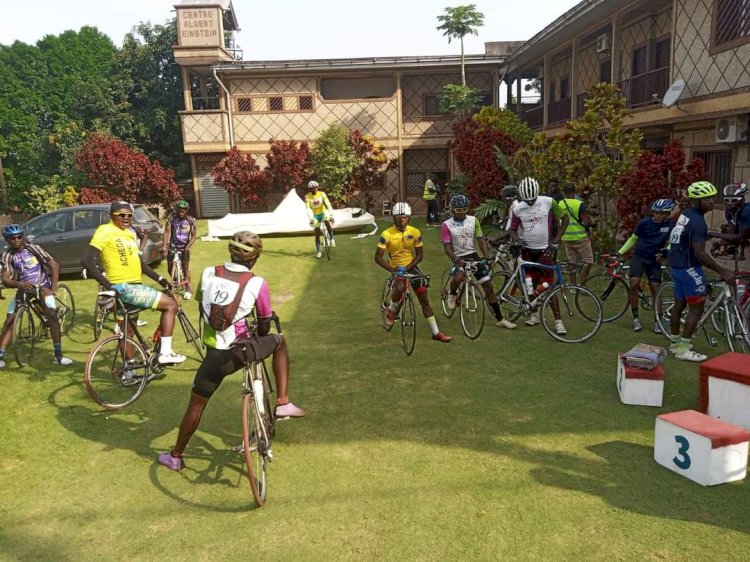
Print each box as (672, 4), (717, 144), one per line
(134, 206), (159, 224)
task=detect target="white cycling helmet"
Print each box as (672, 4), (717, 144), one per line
(518, 177), (540, 202)
(392, 202), (412, 216)
(308, 180), (319, 189)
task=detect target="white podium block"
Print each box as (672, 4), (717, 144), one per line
(654, 410), (750, 486)
(700, 352), (750, 430)
(617, 355), (664, 407)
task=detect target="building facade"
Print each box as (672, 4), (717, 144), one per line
(503, 0), (750, 189)
(173, 1), (505, 217)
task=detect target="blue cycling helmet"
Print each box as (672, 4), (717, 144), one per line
(650, 199), (675, 212)
(450, 194), (470, 209)
(2, 224), (23, 238)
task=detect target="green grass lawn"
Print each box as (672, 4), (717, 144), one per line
(2, 218), (750, 560)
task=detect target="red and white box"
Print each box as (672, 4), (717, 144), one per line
(655, 410), (750, 486)
(617, 355), (665, 407)
(699, 352), (750, 430)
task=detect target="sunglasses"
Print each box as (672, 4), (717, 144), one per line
(112, 213), (133, 218)
(452, 207), (469, 213)
(7, 235), (23, 240)
(724, 198), (743, 203)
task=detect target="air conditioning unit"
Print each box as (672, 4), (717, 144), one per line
(716, 116), (750, 143)
(596, 33), (611, 53)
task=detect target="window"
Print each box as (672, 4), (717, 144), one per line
(236, 97), (252, 112)
(476, 92), (493, 108)
(599, 60), (612, 83)
(299, 96), (314, 111)
(712, 0), (750, 51)
(73, 210), (105, 231)
(632, 46), (648, 77)
(269, 97), (283, 112)
(320, 77), (396, 100)
(423, 95), (450, 116)
(26, 212), (69, 236)
(693, 150), (733, 189)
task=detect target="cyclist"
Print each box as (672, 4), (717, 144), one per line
(305, 180), (335, 258)
(0, 224), (73, 367)
(161, 199), (197, 300)
(509, 177), (569, 334)
(157, 231), (305, 471)
(710, 183), (750, 259)
(667, 181), (735, 362)
(375, 202), (452, 343)
(81, 201), (186, 365)
(617, 199), (677, 332)
(440, 194), (516, 329)
(559, 183), (594, 285)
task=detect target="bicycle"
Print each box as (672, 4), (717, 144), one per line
(582, 254), (671, 323)
(234, 313), (280, 507)
(93, 284), (116, 340)
(379, 271), (430, 355)
(317, 220), (333, 261)
(169, 249), (189, 298)
(491, 255), (603, 343)
(83, 288), (205, 410)
(438, 259), (485, 339)
(10, 284), (75, 367)
(654, 278), (750, 354)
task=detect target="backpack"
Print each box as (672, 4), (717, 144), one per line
(203, 265), (255, 332)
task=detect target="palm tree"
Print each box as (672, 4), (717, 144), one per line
(436, 5), (485, 86)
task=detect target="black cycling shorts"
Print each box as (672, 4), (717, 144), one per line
(629, 254), (662, 283)
(191, 335), (280, 398)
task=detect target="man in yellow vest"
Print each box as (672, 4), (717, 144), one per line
(423, 174), (439, 226)
(559, 183), (594, 285)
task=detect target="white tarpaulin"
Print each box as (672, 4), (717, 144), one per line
(207, 190), (377, 237)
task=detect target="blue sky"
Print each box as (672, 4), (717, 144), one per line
(2, 0), (580, 59)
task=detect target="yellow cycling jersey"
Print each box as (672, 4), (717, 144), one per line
(377, 225), (423, 268)
(89, 222), (142, 284)
(305, 190), (332, 217)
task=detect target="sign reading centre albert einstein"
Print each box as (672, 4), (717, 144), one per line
(178, 9), (222, 46)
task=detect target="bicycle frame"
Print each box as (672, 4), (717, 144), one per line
(498, 257), (564, 310)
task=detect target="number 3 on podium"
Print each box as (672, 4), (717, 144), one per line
(673, 435), (691, 469)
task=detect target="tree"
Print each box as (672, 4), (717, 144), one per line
(347, 131), (398, 210)
(111, 20), (187, 178)
(211, 147), (269, 205)
(616, 140), (706, 235)
(436, 5), (484, 86)
(74, 132), (181, 204)
(265, 139), (312, 192)
(310, 125), (357, 205)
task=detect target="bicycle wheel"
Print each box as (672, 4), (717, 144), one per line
(260, 361), (276, 437)
(439, 268), (456, 318)
(93, 300), (107, 340)
(581, 274), (628, 322)
(380, 277), (395, 331)
(654, 282), (679, 341)
(400, 294), (417, 356)
(84, 335), (149, 410)
(460, 281), (485, 340)
(541, 285), (602, 343)
(490, 270), (523, 322)
(12, 306), (36, 367)
(322, 225), (331, 261)
(724, 300), (750, 354)
(56, 284), (75, 336)
(242, 390), (268, 506)
(172, 259), (185, 298)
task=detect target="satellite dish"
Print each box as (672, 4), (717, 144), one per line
(661, 78), (686, 108)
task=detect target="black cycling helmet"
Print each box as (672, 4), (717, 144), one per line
(501, 185), (518, 199)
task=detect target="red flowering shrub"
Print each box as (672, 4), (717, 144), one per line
(74, 133), (180, 204)
(212, 147), (269, 204)
(266, 139), (312, 192)
(450, 117), (520, 203)
(616, 140), (707, 233)
(346, 131), (398, 209)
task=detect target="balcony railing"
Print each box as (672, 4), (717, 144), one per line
(518, 104), (543, 129)
(402, 116), (457, 137)
(548, 98), (572, 125)
(619, 67), (669, 108)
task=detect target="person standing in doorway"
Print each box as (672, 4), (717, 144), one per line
(423, 174), (439, 226)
